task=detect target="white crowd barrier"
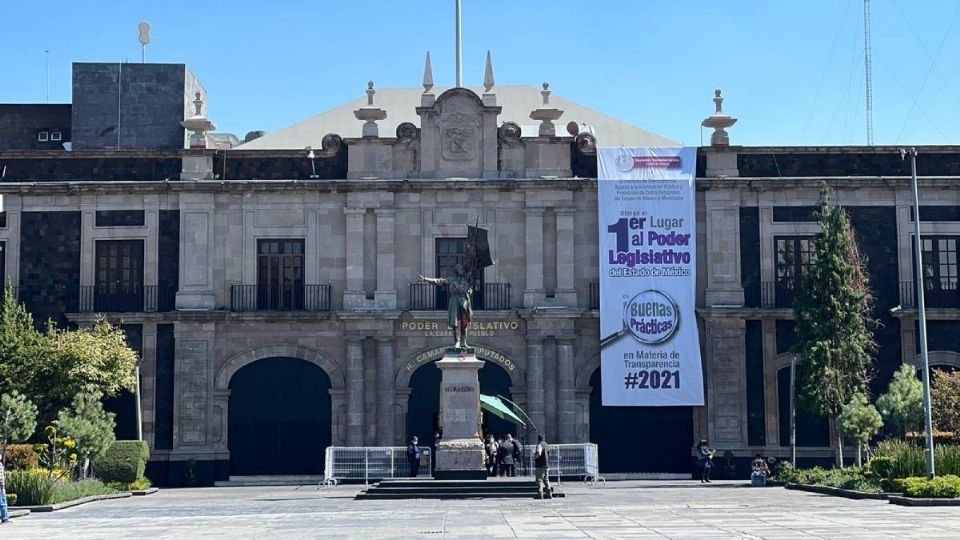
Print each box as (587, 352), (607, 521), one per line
(322, 446), (433, 486)
(322, 442), (602, 486)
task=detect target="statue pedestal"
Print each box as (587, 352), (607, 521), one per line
(434, 349), (486, 480)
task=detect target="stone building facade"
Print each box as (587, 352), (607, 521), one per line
(2, 61), (960, 485)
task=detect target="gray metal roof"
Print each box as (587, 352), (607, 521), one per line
(236, 85), (678, 149)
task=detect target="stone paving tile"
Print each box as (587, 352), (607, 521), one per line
(6, 481), (960, 539)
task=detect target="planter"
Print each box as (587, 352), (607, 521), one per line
(16, 492), (132, 512)
(887, 495), (960, 507)
(785, 482), (885, 500)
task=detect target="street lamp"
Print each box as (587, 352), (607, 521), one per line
(903, 147), (936, 479)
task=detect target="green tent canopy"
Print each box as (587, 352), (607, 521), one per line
(479, 394), (526, 427)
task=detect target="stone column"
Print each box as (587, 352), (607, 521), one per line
(376, 338), (395, 446)
(555, 208), (577, 305)
(345, 337), (365, 446)
(523, 207), (545, 307)
(704, 189), (744, 306)
(343, 208), (367, 309)
(704, 317), (748, 447)
(140, 324), (158, 450)
(556, 338), (576, 443)
(176, 193), (216, 310)
(525, 338), (546, 436)
(374, 209), (397, 309)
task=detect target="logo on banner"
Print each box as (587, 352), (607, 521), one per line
(613, 151), (683, 172)
(615, 152), (635, 172)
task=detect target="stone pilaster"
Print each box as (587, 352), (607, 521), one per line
(525, 338), (546, 435)
(704, 317), (748, 447)
(374, 209), (397, 309)
(704, 189), (744, 306)
(376, 337), (396, 446)
(345, 337), (365, 446)
(172, 322), (216, 450)
(523, 207), (545, 307)
(212, 389), (230, 452)
(176, 193), (216, 310)
(555, 207), (576, 305)
(556, 338), (576, 442)
(343, 207), (367, 309)
(761, 319), (779, 447)
(140, 323), (158, 450)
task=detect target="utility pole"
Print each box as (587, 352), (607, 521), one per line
(864, 0), (874, 145)
(907, 147), (936, 479)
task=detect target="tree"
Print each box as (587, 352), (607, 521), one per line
(876, 364), (924, 437)
(836, 392), (883, 467)
(0, 390), (39, 465)
(932, 369), (960, 435)
(0, 285), (50, 397)
(58, 392), (116, 479)
(793, 183), (877, 467)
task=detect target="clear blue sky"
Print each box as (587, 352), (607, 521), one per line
(2, 0), (959, 147)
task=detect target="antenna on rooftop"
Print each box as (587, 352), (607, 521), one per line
(455, 0), (462, 87)
(45, 48), (50, 103)
(863, 0), (874, 145)
(138, 21), (152, 64)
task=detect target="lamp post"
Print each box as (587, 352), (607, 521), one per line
(790, 356), (797, 466)
(905, 147), (936, 479)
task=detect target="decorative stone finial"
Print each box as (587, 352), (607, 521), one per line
(483, 51), (495, 93)
(181, 91), (216, 149)
(701, 88), (737, 147)
(423, 51), (434, 93)
(530, 81), (563, 137)
(355, 80), (387, 137)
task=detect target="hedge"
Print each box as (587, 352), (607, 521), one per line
(893, 475), (960, 498)
(92, 440), (150, 483)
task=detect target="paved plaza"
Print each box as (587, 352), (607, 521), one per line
(7, 480), (960, 539)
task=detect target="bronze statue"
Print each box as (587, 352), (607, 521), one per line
(419, 225), (491, 350)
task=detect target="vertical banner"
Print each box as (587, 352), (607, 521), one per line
(598, 147), (704, 406)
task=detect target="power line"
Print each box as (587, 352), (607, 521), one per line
(801, 0), (853, 144)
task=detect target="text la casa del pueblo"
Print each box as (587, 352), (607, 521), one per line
(606, 214), (692, 268)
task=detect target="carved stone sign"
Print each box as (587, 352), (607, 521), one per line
(397, 319), (520, 338)
(439, 97), (480, 162)
(400, 345), (519, 376)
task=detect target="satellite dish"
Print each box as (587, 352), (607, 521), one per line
(138, 21), (152, 46)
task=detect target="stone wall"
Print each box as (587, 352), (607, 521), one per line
(19, 211), (81, 326)
(0, 104), (71, 150)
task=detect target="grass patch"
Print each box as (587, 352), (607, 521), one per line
(7, 471), (117, 506)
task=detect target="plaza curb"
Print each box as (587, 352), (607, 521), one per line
(16, 492), (132, 512)
(785, 482), (886, 500)
(10, 509), (31, 520)
(131, 487), (159, 496)
(887, 495), (960, 506)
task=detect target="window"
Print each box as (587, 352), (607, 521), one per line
(37, 130), (49, 142)
(918, 236), (959, 308)
(257, 239), (304, 310)
(51, 130), (62, 142)
(95, 240), (145, 312)
(774, 236), (815, 308)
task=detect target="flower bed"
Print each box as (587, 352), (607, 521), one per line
(7, 470), (117, 506)
(774, 466), (882, 493)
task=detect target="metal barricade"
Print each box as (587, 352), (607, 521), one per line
(322, 446), (433, 487)
(514, 443), (604, 485)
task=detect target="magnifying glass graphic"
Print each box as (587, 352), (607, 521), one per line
(600, 289), (680, 349)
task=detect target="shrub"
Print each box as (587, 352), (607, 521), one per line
(105, 477), (152, 492)
(6, 470), (56, 506)
(49, 478), (115, 504)
(867, 455), (893, 479)
(773, 466), (881, 492)
(936, 444), (960, 477)
(93, 440), (149, 483)
(872, 440), (925, 478)
(894, 475), (960, 498)
(4, 443), (38, 470)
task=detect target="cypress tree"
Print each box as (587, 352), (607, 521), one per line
(793, 183), (877, 467)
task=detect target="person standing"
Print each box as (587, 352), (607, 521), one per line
(500, 434), (518, 477)
(697, 439), (715, 483)
(534, 434), (551, 499)
(484, 435), (499, 477)
(0, 458), (9, 524)
(407, 436), (421, 478)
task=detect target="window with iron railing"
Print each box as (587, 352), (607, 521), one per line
(257, 239), (305, 310)
(915, 236), (960, 308)
(774, 236), (815, 308)
(94, 240), (145, 312)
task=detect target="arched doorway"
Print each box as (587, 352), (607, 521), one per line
(406, 360), (516, 446)
(589, 368), (693, 473)
(776, 367), (830, 447)
(228, 357), (332, 475)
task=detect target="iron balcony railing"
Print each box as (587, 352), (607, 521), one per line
(408, 282), (512, 311)
(760, 281), (798, 309)
(900, 280), (959, 309)
(230, 284), (331, 312)
(588, 281), (600, 309)
(79, 284), (176, 313)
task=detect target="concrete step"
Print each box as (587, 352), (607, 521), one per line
(357, 478), (564, 500)
(214, 475), (325, 487)
(356, 491), (565, 500)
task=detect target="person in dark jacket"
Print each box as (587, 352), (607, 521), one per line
(499, 433), (518, 477)
(408, 436), (421, 477)
(534, 434), (551, 499)
(697, 438), (714, 483)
